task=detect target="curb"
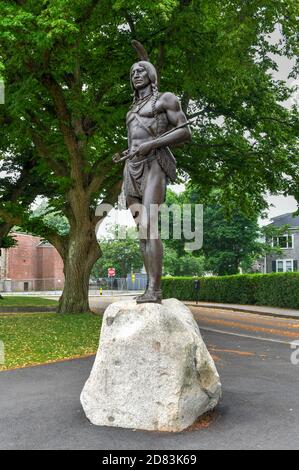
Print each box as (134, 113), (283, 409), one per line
(184, 302), (299, 321)
(0, 352), (96, 373)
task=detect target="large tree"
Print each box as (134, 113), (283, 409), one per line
(91, 238), (143, 279)
(163, 246), (205, 276)
(201, 202), (264, 275)
(0, 0), (298, 312)
(164, 186), (280, 275)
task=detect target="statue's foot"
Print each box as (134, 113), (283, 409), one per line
(134, 291), (146, 301)
(136, 289), (162, 304)
(133, 288), (147, 301)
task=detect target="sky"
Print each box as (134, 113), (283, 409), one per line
(261, 195), (298, 226)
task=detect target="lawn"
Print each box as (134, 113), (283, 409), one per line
(0, 312), (102, 371)
(0, 296), (58, 307)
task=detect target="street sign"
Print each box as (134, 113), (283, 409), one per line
(108, 267), (116, 277)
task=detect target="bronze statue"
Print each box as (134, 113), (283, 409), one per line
(114, 42), (191, 303)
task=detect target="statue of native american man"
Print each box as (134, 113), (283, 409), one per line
(113, 41), (191, 303)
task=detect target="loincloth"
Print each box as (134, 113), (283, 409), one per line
(122, 147), (177, 202)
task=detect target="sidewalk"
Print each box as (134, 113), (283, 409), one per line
(185, 301), (299, 320)
(2, 291), (299, 320)
(91, 297), (299, 320)
(0, 290), (140, 297)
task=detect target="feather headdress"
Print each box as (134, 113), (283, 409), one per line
(131, 40), (149, 61)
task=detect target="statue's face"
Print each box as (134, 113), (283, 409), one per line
(131, 63), (151, 90)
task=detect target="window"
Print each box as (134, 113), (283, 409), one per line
(286, 260), (293, 272)
(272, 234), (293, 249)
(276, 259), (294, 273)
(277, 260), (284, 272)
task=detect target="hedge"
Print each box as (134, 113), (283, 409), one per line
(161, 273), (299, 309)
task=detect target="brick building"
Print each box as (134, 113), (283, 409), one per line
(0, 233), (64, 291)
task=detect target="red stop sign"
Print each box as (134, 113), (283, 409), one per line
(108, 267), (116, 277)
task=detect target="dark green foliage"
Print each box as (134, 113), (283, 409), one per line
(163, 247), (205, 276)
(91, 238), (143, 278)
(164, 186), (275, 276)
(0, 0), (298, 311)
(162, 273), (299, 309)
(0, 231), (16, 248)
(253, 273), (299, 309)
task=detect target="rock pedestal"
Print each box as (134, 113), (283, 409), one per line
(80, 298), (221, 432)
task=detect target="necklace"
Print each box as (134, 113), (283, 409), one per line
(132, 92), (153, 112)
(136, 92), (152, 103)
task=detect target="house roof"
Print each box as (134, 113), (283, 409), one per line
(36, 240), (52, 248)
(268, 212), (299, 228)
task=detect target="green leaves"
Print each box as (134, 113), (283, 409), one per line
(1, 0), (297, 214)
(91, 235), (143, 278)
(162, 272), (299, 309)
(163, 246), (205, 276)
(164, 185), (270, 276)
(0, 0), (298, 297)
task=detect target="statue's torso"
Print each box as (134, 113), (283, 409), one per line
(126, 94), (169, 156)
(122, 92), (178, 202)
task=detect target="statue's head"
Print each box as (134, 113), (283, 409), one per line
(130, 61), (158, 94)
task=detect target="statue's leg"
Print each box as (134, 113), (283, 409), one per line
(137, 160), (166, 303)
(127, 196), (149, 295)
(139, 239), (149, 290)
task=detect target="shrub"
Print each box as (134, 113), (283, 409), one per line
(161, 273), (299, 309)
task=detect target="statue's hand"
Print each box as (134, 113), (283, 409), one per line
(128, 142), (154, 159)
(137, 141), (154, 156)
(112, 149), (130, 163)
(112, 152), (121, 163)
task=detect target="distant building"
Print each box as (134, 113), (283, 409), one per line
(261, 213), (299, 274)
(0, 232), (64, 291)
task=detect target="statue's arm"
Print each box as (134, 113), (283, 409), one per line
(153, 92), (191, 149)
(126, 112), (131, 150)
(132, 93), (191, 157)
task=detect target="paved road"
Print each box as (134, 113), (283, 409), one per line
(189, 305), (299, 343)
(187, 301), (299, 319)
(0, 307), (299, 450)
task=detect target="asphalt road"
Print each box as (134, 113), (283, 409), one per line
(1, 306), (299, 450)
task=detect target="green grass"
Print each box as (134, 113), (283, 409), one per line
(0, 296), (58, 307)
(0, 312), (102, 371)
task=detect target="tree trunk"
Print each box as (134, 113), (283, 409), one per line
(0, 221), (13, 248)
(57, 228), (100, 314)
(54, 180), (121, 314)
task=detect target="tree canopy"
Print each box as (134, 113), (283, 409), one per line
(91, 236), (143, 278)
(165, 186), (280, 275)
(0, 0), (298, 311)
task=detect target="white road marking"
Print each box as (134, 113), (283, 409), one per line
(198, 326), (291, 345)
